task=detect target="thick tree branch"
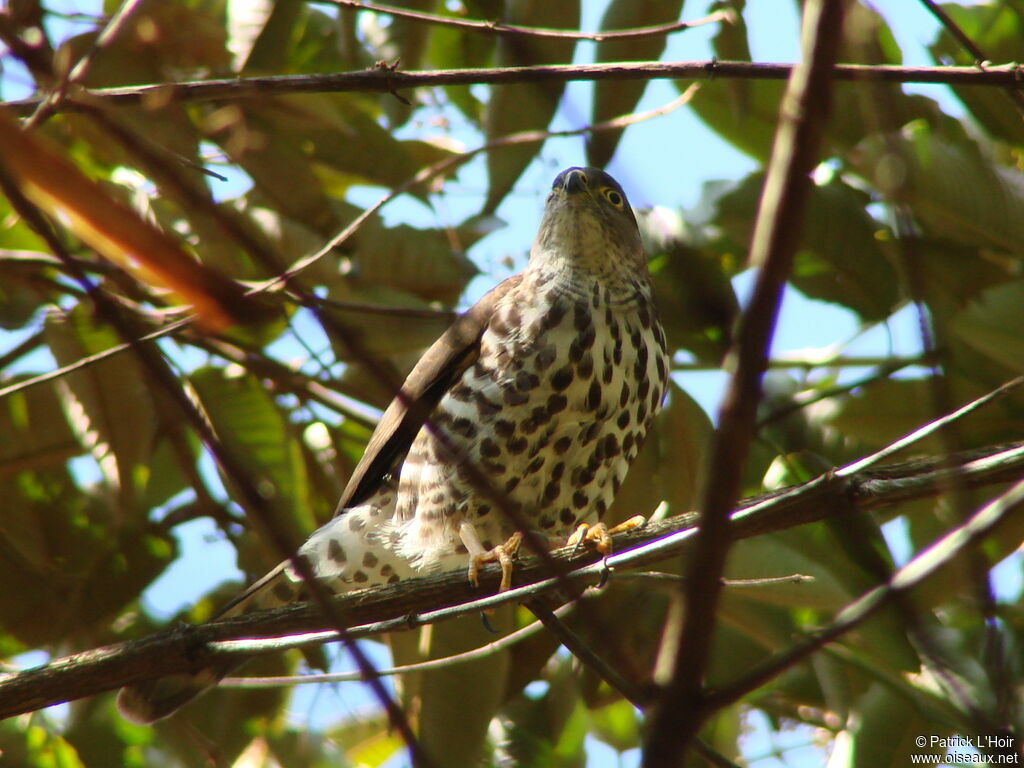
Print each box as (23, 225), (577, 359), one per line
(4, 60), (1024, 116)
(1, 440), (1020, 720)
(644, 2), (843, 763)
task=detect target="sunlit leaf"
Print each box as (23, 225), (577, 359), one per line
(587, 0), (685, 167)
(483, 0), (580, 213)
(189, 366), (315, 551)
(0, 110), (262, 332)
(44, 305), (158, 510)
(713, 172), (900, 321)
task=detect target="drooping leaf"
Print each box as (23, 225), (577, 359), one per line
(685, 0), (783, 163)
(482, 0), (581, 213)
(0, 468), (176, 646)
(0, 377), (78, 472)
(230, 0), (301, 74)
(189, 365), (315, 559)
(646, 231), (739, 363)
(0, 110), (262, 332)
(849, 121), (1024, 257)
(949, 279), (1024, 373)
(587, 0), (686, 167)
(713, 172), (900, 320)
(426, 0), (503, 121)
(44, 305), (158, 511)
(832, 684), (945, 768)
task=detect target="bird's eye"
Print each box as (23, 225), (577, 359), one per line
(603, 188), (624, 208)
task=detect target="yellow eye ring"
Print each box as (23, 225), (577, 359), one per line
(602, 188), (624, 208)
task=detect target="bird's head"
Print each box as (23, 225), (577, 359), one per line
(532, 167), (646, 282)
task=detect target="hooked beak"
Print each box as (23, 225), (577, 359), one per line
(562, 168), (588, 195)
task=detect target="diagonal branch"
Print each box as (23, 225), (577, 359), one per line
(643, 1), (845, 763)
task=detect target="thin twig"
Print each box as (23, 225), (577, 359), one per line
(0, 162), (431, 766)
(836, 376), (1024, 477)
(0, 319), (188, 401)
(258, 85), (699, 289)
(321, 0), (731, 42)
(24, 0), (146, 129)
(612, 572), (815, 587)
(0, 329), (45, 371)
(917, 0), (1024, 117)
(220, 603), (576, 686)
(528, 601), (649, 706)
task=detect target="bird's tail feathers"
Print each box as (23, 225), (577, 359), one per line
(115, 564), (300, 724)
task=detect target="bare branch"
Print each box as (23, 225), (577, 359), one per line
(644, 2), (845, 762)
(703, 473), (1024, 715)
(1, 439), (1020, 720)
(4, 61), (1024, 116)
(917, 0), (1024, 117)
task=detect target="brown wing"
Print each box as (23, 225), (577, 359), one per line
(213, 277), (519, 620)
(334, 274), (520, 512)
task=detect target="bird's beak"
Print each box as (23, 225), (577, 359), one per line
(563, 168), (588, 195)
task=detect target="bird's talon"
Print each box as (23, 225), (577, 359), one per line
(566, 516), (646, 556)
(468, 532), (522, 591)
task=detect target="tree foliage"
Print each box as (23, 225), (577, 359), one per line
(0, 1), (1022, 766)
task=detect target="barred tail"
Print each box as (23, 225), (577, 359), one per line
(117, 506), (393, 723)
(115, 563), (300, 724)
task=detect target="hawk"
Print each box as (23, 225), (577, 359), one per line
(118, 166), (670, 723)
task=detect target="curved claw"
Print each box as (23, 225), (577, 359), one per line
(567, 515), (647, 555)
(464, 528), (523, 591)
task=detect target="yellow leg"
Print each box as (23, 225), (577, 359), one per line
(461, 523), (523, 591)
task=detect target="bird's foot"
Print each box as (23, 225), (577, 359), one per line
(460, 521), (523, 590)
(567, 515), (646, 555)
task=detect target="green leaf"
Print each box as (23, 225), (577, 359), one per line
(395, 608), (515, 768)
(498, 659), (587, 768)
(335, 217), (483, 306)
(849, 121), (1024, 256)
(685, 1), (782, 162)
(44, 305), (159, 511)
(833, 684), (945, 768)
(714, 172), (900, 320)
(329, 710), (402, 766)
(230, 0), (303, 74)
(483, 0), (580, 213)
(0, 468), (176, 646)
(587, 0), (686, 167)
(828, 376), (1012, 450)
(426, 0), (502, 121)
(949, 279), (1024, 373)
(643, 210), (740, 364)
(929, 3), (1024, 146)
(189, 365), (315, 544)
(689, 3), (957, 162)
(587, 699), (640, 754)
(0, 376), (78, 472)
